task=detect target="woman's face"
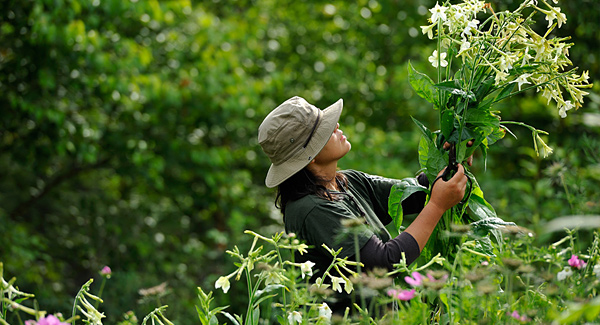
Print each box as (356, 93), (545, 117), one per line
(313, 123), (351, 164)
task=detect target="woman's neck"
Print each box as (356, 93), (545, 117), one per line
(307, 161), (339, 191)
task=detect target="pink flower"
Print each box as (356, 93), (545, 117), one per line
(387, 288), (416, 301)
(507, 310), (530, 322)
(404, 271), (424, 286)
(397, 289), (416, 301)
(568, 255), (587, 269)
(481, 261), (489, 266)
(27, 315), (70, 325)
(100, 266), (112, 277)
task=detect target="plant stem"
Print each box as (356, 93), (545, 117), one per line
(354, 232), (366, 311)
(560, 173), (575, 213)
(94, 277), (107, 309)
(244, 269), (254, 325)
(275, 245), (288, 316)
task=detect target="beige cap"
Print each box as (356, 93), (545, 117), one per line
(258, 96), (343, 188)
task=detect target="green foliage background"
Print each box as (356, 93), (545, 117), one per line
(1, 0), (599, 323)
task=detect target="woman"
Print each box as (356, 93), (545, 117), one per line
(258, 96), (467, 285)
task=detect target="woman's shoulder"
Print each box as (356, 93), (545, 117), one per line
(284, 195), (342, 230)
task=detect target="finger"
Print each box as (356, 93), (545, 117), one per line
(467, 140), (474, 147)
(443, 142), (451, 150)
(467, 156), (473, 166)
(456, 164), (465, 176)
(453, 164), (468, 185)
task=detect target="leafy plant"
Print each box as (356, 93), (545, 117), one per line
(389, 0), (593, 260)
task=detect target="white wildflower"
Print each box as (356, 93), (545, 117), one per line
(420, 23), (436, 39)
(534, 132), (553, 158)
(429, 50), (448, 68)
(514, 73), (532, 91)
(557, 267), (573, 281)
(288, 311), (302, 324)
(461, 19), (479, 37)
(318, 303), (333, 323)
(344, 278), (354, 294)
(558, 99), (575, 118)
(215, 276), (231, 293)
(494, 71), (509, 85)
(429, 2), (448, 23)
(594, 264), (600, 279)
(299, 261), (315, 279)
(330, 276), (346, 293)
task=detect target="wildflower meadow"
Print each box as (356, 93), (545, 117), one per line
(2, 0), (600, 324)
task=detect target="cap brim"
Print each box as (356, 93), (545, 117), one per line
(265, 98), (344, 188)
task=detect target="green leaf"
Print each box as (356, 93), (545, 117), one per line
(254, 284), (285, 299)
(388, 178), (429, 230)
(434, 80), (476, 101)
(465, 109), (500, 128)
(440, 110), (455, 140)
(408, 61), (439, 108)
(467, 186), (513, 246)
(251, 307), (260, 325)
(456, 138), (472, 164)
(411, 116), (435, 143)
(220, 312), (241, 325)
(468, 187), (497, 221)
(493, 82), (516, 103)
(417, 134), (447, 181)
(252, 293), (279, 309)
(474, 77), (495, 103)
(471, 236), (495, 256)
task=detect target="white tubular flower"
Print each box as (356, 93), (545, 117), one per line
(264, 270), (282, 285)
(429, 50), (448, 68)
(457, 40), (471, 55)
(497, 56), (513, 73)
(420, 23), (436, 39)
(299, 261), (315, 279)
(461, 19), (479, 37)
(330, 276), (346, 293)
(550, 7), (567, 28)
(557, 100), (575, 118)
(534, 132), (553, 158)
(429, 2), (448, 23)
(515, 73), (532, 91)
(557, 267), (573, 280)
(215, 276), (231, 293)
(521, 47), (533, 65)
(343, 278), (354, 294)
(494, 71), (509, 85)
(318, 303), (333, 323)
(288, 311), (302, 324)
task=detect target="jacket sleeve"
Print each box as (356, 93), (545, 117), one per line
(358, 232), (420, 271)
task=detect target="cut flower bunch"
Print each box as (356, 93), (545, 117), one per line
(389, 0), (593, 259)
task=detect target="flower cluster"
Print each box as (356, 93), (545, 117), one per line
(557, 254), (588, 280)
(567, 254), (587, 269)
(420, 0), (592, 118)
(508, 310), (530, 322)
(386, 270), (450, 302)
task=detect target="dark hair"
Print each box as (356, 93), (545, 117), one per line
(275, 168), (347, 214)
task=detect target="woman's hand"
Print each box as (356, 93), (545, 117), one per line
(429, 164), (468, 212)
